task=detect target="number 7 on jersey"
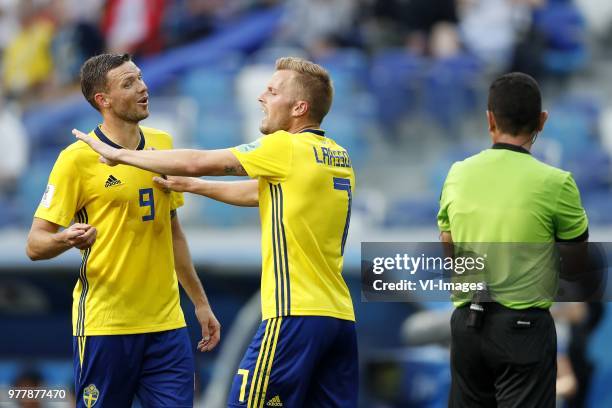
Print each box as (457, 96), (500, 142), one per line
(333, 177), (352, 255)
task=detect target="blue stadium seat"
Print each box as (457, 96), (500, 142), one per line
(72, 112), (101, 135)
(582, 191), (612, 224)
(0, 362), (20, 386)
(423, 54), (483, 129)
(316, 48), (369, 97)
(370, 50), (426, 129)
(533, 3), (588, 74)
(249, 46), (308, 66)
(534, 3), (586, 51)
(541, 108), (594, 159)
(15, 160), (56, 226)
(178, 55), (243, 113)
(554, 95), (601, 133)
(383, 197), (439, 228)
(38, 361), (73, 386)
(564, 150), (610, 195)
(399, 348), (451, 407)
(193, 111), (244, 150)
(0, 360), (72, 390)
(200, 194), (259, 227)
(0, 196), (21, 227)
(588, 368), (612, 407)
(322, 114), (369, 168)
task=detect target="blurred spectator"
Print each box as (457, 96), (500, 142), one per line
(567, 302), (605, 408)
(162, 0), (280, 49)
(0, 0), (19, 52)
(276, 0), (359, 57)
(458, 0), (545, 72)
(0, 91), (28, 194)
(553, 304), (582, 404)
(101, 0), (166, 56)
(365, 0), (461, 58)
(12, 369), (44, 408)
(49, 0), (105, 91)
(1, 0), (55, 102)
(55, 0), (104, 22)
(576, 0), (612, 41)
(551, 302), (605, 407)
(162, 0), (224, 48)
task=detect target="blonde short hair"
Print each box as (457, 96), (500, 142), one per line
(275, 57), (334, 123)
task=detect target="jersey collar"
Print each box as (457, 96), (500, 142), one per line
(299, 129), (326, 136)
(491, 143), (530, 155)
(94, 126), (145, 150)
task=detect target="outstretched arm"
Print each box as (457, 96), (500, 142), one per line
(154, 177), (259, 207)
(72, 128), (247, 177)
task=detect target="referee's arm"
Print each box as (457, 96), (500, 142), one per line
(557, 230), (589, 282)
(555, 174), (589, 281)
(440, 231), (454, 260)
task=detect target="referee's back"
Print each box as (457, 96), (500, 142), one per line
(438, 72), (588, 408)
(439, 145), (587, 243)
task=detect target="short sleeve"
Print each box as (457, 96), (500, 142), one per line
(554, 174), (588, 240)
(229, 131), (292, 181)
(34, 150), (81, 227)
(160, 130), (184, 211)
(170, 191), (184, 211)
(437, 165), (454, 232)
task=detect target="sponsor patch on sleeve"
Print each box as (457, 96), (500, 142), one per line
(235, 139), (262, 153)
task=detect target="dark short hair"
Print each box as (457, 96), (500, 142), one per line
(80, 53), (132, 111)
(487, 72), (542, 136)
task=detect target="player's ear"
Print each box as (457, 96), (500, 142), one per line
(94, 93), (109, 110)
(292, 100), (309, 118)
(486, 110), (496, 133)
(538, 111), (548, 132)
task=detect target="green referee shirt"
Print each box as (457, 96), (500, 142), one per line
(437, 143), (589, 309)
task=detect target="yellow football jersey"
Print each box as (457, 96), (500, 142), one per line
(34, 126), (186, 336)
(230, 129), (355, 321)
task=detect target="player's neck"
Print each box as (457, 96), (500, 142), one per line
(289, 122), (322, 134)
(100, 117), (142, 150)
(492, 133), (533, 151)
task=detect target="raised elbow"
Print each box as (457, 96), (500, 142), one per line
(26, 235), (46, 261)
(26, 244), (42, 261)
(247, 194), (259, 207)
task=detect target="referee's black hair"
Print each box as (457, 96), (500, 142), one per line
(488, 72), (542, 136)
(80, 53), (132, 111)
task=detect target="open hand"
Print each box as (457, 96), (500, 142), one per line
(72, 128), (120, 166)
(153, 176), (194, 193)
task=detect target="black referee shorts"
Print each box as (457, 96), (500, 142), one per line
(449, 303), (557, 408)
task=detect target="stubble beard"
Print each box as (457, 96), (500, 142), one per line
(116, 107), (149, 124)
(259, 115), (290, 135)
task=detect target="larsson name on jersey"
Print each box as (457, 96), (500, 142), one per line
(313, 146), (352, 168)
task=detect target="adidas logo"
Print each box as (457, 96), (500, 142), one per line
(104, 175), (122, 188)
(266, 395), (283, 407)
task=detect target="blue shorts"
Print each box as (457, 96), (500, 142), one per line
(228, 316), (358, 408)
(73, 328), (194, 408)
